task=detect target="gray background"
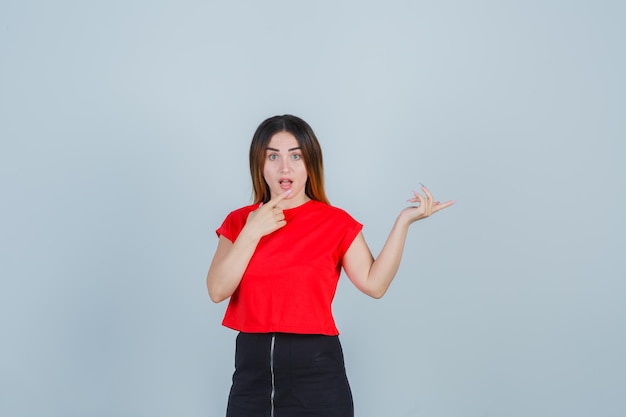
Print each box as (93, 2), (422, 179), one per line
(1, 1), (624, 416)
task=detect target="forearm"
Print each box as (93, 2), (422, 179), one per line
(344, 185), (454, 299)
(207, 192), (292, 303)
(365, 217), (411, 298)
(206, 231), (260, 303)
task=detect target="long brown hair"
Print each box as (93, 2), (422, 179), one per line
(249, 115), (329, 205)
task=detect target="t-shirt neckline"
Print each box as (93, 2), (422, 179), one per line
(282, 199), (316, 212)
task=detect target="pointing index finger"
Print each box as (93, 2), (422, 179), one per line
(267, 189), (291, 207)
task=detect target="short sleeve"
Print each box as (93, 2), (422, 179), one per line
(337, 213), (363, 259)
(215, 205), (255, 243)
(215, 212), (236, 242)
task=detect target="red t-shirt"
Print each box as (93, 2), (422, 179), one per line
(216, 200), (363, 336)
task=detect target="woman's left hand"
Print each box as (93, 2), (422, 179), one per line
(400, 184), (455, 224)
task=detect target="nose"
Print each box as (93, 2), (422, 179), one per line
(279, 157), (292, 173)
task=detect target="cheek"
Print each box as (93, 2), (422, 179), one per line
(300, 164), (309, 178)
(262, 165), (271, 181)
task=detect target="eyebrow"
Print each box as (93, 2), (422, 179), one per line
(266, 147), (301, 152)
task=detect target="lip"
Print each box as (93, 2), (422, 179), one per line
(278, 177), (293, 190)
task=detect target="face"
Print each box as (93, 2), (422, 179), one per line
(263, 131), (309, 208)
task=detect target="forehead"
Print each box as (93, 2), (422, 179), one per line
(267, 131), (299, 149)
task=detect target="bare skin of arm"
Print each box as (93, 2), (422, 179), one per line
(206, 191), (291, 303)
(342, 185), (454, 299)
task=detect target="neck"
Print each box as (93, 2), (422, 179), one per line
(277, 195), (311, 210)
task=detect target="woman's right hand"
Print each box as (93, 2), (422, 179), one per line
(243, 190), (291, 239)
(207, 190), (292, 303)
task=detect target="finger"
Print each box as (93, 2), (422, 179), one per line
(266, 189), (292, 207)
(408, 193), (423, 204)
(273, 209), (285, 221)
(420, 184), (434, 201)
(252, 201), (264, 214)
(410, 190), (423, 201)
(432, 200), (456, 213)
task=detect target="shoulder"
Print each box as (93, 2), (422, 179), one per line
(306, 202), (363, 255)
(216, 203), (258, 240)
(227, 203), (259, 219)
(219, 203), (258, 227)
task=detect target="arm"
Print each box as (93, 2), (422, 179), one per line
(206, 191), (291, 303)
(342, 185), (454, 299)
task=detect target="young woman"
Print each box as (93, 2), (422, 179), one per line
(207, 114), (454, 417)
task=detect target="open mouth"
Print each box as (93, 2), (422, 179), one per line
(279, 179), (293, 190)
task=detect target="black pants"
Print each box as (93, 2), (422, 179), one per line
(226, 332), (354, 417)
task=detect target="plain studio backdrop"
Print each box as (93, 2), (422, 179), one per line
(1, 1), (624, 416)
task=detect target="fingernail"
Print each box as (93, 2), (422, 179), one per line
(419, 182), (425, 188)
(285, 189), (292, 195)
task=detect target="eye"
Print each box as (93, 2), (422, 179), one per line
(291, 153), (301, 161)
(268, 154), (278, 161)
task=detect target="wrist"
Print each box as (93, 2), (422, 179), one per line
(237, 225), (263, 246)
(394, 214), (412, 232)
(397, 210), (416, 226)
